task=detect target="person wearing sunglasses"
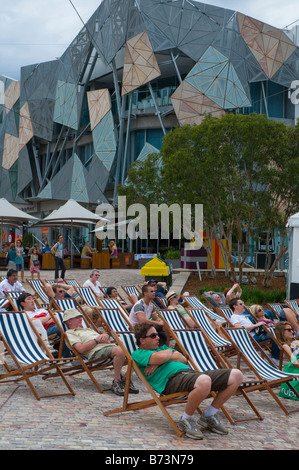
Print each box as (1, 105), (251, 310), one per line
(129, 284), (167, 345)
(275, 321), (299, 367)
(132, 322), (243, 439)
(250, 305), (275, 326)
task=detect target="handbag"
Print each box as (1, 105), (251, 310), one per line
(278, 357), (299, 401)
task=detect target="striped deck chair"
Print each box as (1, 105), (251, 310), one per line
(0, 312), (75, 400)
(0, 298), (9, 310)
(96, 309), (132, 333)
(26, 279), (50, 306)
(44, 310), (115, 394)
(223, 327), (299, 416)
(121, 285), (141, 302)
(284, 300), (299, 317)
(98, 297), (130, 317)
(267, 303), (284, 319)
(158, 309), (188, 331)
(103, 331), (194, 438)
(54, 298), (78, 311)
(5, 291), (42, 312)
(173, 329), (263, 424)
(216, 307), (234, 322)
(183, 296), (229, 325)
(75, 287), (102, 307)
(187, 309), (233, 355)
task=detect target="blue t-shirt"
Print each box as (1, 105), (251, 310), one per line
(132, 345), (189, 394)
(53, 242), (63, 258)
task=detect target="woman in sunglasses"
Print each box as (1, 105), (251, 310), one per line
(275, 321), (299, 366)
(250, 305), (275, 326)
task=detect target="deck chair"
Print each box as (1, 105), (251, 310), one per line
(98, 297), (130, 317)
(43, 310), (115, 394)
(284, 300), (299, 317)
(221, 327), (299, 416)
(5, 291), (44, 312)
(186, 309), (234, 357)
(53, 298), (78, 311)
(172, 329), (263, 424)
(103, 331), (196, 438)
(183, 296), (229, 325)
(0, 312), (75, 400)
(75, 287), (103, 307)
(0, 298), (10, 310)
(26, 279), (50, 306)
(267, 303), (284, 319)
(95, 309), (133, 333)
(121, 285), (141, 303)
(216, 307), (234, 323)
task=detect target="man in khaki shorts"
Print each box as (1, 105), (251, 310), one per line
(132, 323), (243, 440)
(63, 308), (138, 396)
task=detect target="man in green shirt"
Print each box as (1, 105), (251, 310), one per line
(132, 323), (243, 440)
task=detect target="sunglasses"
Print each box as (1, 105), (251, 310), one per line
(58, 290), (64, 293)
(284, 328), (293, 332)
(257, 308), (263, 312)
(144, 333), (159, 339)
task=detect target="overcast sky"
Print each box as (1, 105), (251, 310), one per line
(1, 0), (299, 80)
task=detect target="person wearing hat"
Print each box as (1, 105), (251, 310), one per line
(166, 291), (196, 329)
(63, 308), (139, 396)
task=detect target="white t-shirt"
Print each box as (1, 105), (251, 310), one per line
(230, 314), (255, 336)
(129, 299), (155, 327)
(83, 279), (103, 297)
(0, 279), (25, 299)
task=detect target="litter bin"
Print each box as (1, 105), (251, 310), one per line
(141, 255), (172, 290)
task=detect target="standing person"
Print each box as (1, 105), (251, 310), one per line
(6, 243), (17, 270)
(29, 247), (41, 280)
(51, 235), (66, 280)
(15, 239), (25, 283)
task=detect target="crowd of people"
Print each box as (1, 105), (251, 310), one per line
(0, 258), (299, 440)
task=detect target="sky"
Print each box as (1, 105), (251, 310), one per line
(1, 0), (299, 80)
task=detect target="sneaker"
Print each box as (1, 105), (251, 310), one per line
(120, 375), (139, 394)
(198, 413), (229, 435)
(111, 379), (125, 396)
(177, 418), (204, 440)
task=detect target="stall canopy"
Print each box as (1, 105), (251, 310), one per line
(0, 198), (39, 249)
(37, 199), (109, 267)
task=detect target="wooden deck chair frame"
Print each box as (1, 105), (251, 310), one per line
(103, 330), (198, 438)
(5, 291), (43, 312)
(44, 309), (115, 394)
(220, 326), (299, 416)
(0, 312), (76, 400)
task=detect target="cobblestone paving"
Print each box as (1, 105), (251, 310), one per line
(0, 269), (298, 451)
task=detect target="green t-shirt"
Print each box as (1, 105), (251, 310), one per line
(132, 345), (189, 394)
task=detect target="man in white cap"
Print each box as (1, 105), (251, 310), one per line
(63, 308), (139, 396)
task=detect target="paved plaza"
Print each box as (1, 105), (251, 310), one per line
(0, 268), (298, 451)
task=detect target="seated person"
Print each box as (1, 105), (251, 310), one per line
(45, 281), (77, 301)
(129, 284), (167, 346)
(146, 280), (168, 309)
(250, 305), (275, 326)
(17, 292), (70, 357)
(132, 322), (243, 439)
(106, 286), (134, 313)
(275, 321), (299, 367)
(203, 290), (227, 308)
(166, 291), (195, 329)
(277, 305), (299, 339)
(83, 270), (105, 298)
(0, 269), (25, 299)
(63, 308), (139, 395)
(229, 298), (280, 362)
(81, 242), (92, 261)
(224, 283), (242, 303)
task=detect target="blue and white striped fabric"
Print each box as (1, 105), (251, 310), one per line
(76, 287), (100, 306)
(184, 296), (226, 323)
(175, 330), (218, 372)
(100, 298), (128, 316)
(158, 309), (186, 330)
(122, 286), (140, 298)
(117, 332), (138, 355)
(286, 300), (299, 315)
(65, 279), (81, 287)
(227, 328), (299, 381)
(98, 309), (130, 332)
(0, 313), (48, 365)
(188, 309), (232, 348)
(217, 307), (233, 321)
(268, 304), (284, 317)
(27, 280), (49, 303)
(55, 298), (77, 311)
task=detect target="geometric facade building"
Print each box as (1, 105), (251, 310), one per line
(0, 0), (299, 217)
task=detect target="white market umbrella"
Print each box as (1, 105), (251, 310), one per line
(0, 198), (39, 250)
(38, 199), (109, 267)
